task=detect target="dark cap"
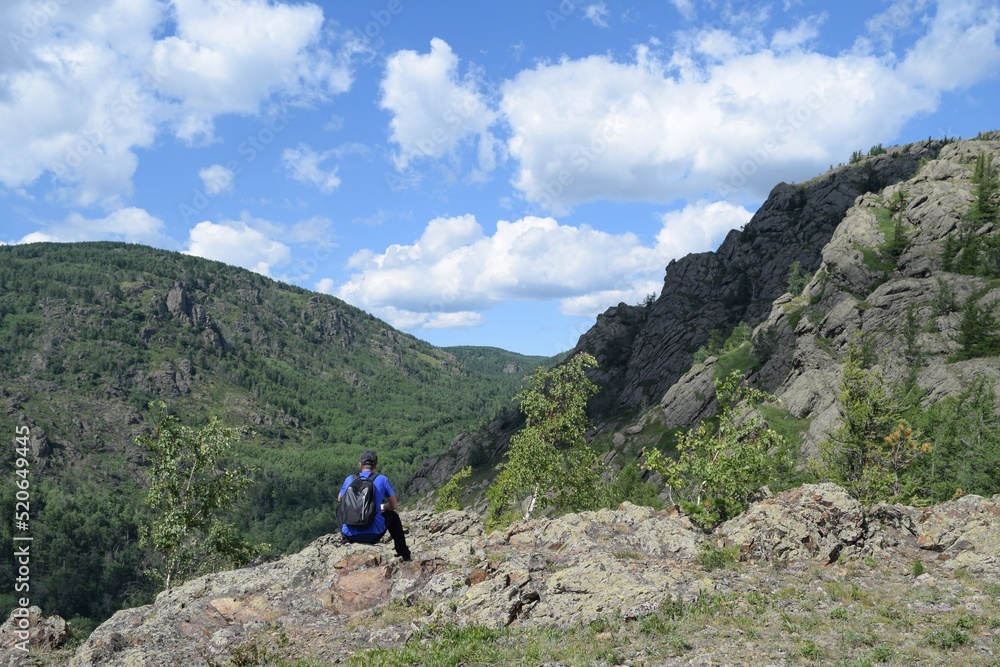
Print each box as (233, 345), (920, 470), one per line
(360, 450), (378, 466)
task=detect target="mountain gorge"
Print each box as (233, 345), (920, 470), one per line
(4, 131), (1000, 665)
(411, 133), (1000, 501)
(0, 243), (549, 626)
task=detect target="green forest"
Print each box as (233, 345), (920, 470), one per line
(0, 242), (552, 634)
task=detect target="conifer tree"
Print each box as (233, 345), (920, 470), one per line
(816, 337), (927, 504)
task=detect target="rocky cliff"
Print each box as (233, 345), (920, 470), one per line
(585, 136), (1000, 460)
(7, 484), (998, 665)
(401, 136), (1000, 508)
(576, 139), (949, 413)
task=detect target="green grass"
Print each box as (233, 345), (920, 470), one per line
(758, 404), (811, 454)
(713, 343), (759, 381)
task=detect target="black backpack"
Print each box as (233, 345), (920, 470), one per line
(341, 473), (380, 528)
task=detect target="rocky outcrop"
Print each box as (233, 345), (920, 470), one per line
(22, 485), (991, 666)
(719, 483), (866, 563)
(576, 140), (948, 412)
(64, 505), (704, 667)
(0, 606), (68, 666)
(597, 136), (1000, 458)
(721, 483), (1000, 578)
(405, 416), (519, 500)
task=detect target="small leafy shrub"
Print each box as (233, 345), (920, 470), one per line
(786, 260), (811, 296)
(912, 559), (926, 577)
(434, 466), (471, 512)
(926, 626), (969, 650)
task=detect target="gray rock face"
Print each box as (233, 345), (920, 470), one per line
(576, 141), (947, 412)
(602, 136), (1000, 457)
(64, 505), (705, 667)
(719, 483), (867, 562)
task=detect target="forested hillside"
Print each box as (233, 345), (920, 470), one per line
(0, 241), (550, 631)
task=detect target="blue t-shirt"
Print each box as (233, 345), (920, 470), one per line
(340, 471), (394, 538)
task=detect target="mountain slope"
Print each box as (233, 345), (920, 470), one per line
(0, 241), (550, 625)
(621, 135), (1000, 454)
(412, 134), (1000, 515)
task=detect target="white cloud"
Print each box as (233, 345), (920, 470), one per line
(584, 3), (610, 28)
(670, 0), (696, 21)
(423, 311), (485, 328)
(153, 0), (353, 143)
(185, 219), (291, 276)
(15, 207), (169, 245)
(282, 144), (342, 193)
(0, 0), (355, 204)
(199, 164), (235, 196)
(288, 216), (335, 245)
(771, 16), (824, 52)
(898, 0), (1000, 91)
(656, 201), (753, 257)
(330, 204), (748, 329)
(380, 38), (497, 173)
(499, 2), (998, 212)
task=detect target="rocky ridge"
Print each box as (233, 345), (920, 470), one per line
(577, 140), (948, 413)
(605, 136), (1000, 456)
(6, 484), (998, 666)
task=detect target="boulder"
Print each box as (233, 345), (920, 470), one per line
(719, 483), (865, 563)
(0, 606), (69, 666)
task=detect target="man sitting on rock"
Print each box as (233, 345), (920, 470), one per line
(338, 450), (411, 561)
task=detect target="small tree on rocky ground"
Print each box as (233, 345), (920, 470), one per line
(486, 353), (603, 530)
(815, 336), (928, 505)
(138, 402), (265, 590)
(435, 466), (472, 512)
(642, 371), (788, 530)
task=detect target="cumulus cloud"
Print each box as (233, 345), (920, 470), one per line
(897, 0), (1000, 91)
(282, 144), (342, 193)
(499, 1), (998, 212)
(185, 219), (291, 276)
(380, 38), (497, 174)
(15, 207), (169, 245)
(771, 16), (824, 52)
(328, 204), (750, 329)
(153, 0), (353, 143)
(199, 164), (235, 196)
(0, 0), (354, 205)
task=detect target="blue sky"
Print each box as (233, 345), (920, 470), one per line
(1, 0), (998, 356)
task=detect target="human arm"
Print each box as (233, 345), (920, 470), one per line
(382, 494), (398, 511)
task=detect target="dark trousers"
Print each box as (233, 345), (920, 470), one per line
(344, 510), (410, 559)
